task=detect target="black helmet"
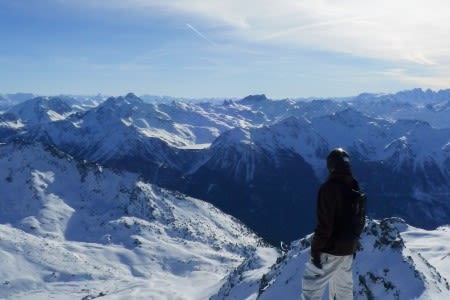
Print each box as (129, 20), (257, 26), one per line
(327, 148), (350, 173)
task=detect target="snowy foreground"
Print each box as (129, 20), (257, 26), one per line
(217, 219), (450, 300)
(0, 142), (449, 299)
(2, 221), (449, 300)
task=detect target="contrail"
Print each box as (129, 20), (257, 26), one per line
(186, 23), (216, 46)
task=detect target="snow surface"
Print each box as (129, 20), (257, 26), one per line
(0, 142), (270, 299)
(213, 219), (450, 300)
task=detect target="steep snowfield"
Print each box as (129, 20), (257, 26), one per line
(401, 225), (450, 281)
(212, 218), (450, 299)
(0, 142), (274, 299)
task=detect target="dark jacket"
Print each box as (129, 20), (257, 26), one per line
(310, 172), (360, 258)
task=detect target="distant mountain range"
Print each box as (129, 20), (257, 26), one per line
(1, 89), (449, 243)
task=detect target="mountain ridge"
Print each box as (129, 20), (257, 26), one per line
(0, 141), (271, 299)
(0, 90), (449, 243)
(212, 218), (450, 300)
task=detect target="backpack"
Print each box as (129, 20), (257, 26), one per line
(347, 188), (367, 237)
(332, 180), (367, 241)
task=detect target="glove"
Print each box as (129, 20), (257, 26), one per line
(312, 254), (322, 269)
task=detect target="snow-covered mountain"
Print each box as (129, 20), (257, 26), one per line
(0, 93), (37, 109)
(0, 89), (449, 244)
(1, 141), (449, 299)
(212, 218), (450, 300)
(182, 108), (450, 242)
(350, 89), (450, 128)
(0, 87), (449, 299)
(5, 96), (74, 124)
(182, 116), (331, 242)
(0, 141), (272, 299)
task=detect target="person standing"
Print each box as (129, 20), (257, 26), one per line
(301, 148), (366, 300)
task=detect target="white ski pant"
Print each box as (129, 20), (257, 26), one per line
(300, 253), (353, 300)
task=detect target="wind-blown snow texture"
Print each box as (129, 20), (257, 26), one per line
(0, 88), (449, 299)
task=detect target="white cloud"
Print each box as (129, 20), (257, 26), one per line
(52, 0), (450, 91)
(98, 0), (450, 66)
(381, 66), (450, 90)
(65, 1), (450, 60)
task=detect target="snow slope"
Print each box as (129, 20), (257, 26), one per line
(212, 218), (450, 300)
(0, 141), (274, 299)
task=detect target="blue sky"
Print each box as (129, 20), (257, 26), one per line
(1, 0), (449, 99)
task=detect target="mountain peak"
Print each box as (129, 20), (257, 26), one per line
(103, 93), (143, 106)
(125, 92), (140, 101)
(5, 96), (73, 123)
(322, 107), (371, 128)
(211, 127), (251, 149)
(239, 94), (268, 104)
